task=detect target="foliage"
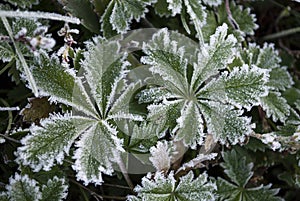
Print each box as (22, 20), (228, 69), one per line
(0, 0), (300, 200)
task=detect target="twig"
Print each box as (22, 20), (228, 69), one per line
(0, 10), (80, 24)
(262, 27), (300, 41)
(1, 17), (39, 97)
(225, 0), (239, 30)
(0, 133), (20, 144)
(103, 183), (132, 190)
(114, 152), (134, 190)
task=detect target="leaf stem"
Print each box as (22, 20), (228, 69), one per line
(0, 98), (16, 133)
(0, 10), (80, 24)
(1, 17), (39, 97)
(262, 27), (300, 41)
(114, 152), (134, 190)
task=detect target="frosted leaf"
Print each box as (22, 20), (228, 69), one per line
(40, 176), (68, 201)
(149, 141), (171, 172)
(217, 149), (283, 201)
(167, 0), (182, 16)
(184, 0), (207, 38)
(154, 0), (172, 17)
(82, 37), (129, 116)
(147, 100), (182, 129)
(0, 192), (9, 201)
(142, 28), (189, 94)
(6, 173), (41, 201)
(260, 92), (290, 123)
(0, 137), (5, 144)
(137, 87), (172, 104)
(268, 67), (294, 91)
(31, 52), (98, 118)
(73, 121), (123, 185)
(177, 152), (218, 172)
(191, 23), (237, 90)
(257, 43), (281, 69)
(3, 0), (39, 8)
(199, 65), (269, 111)
(129, 171), (216, 201)
(221, 149), (253, 187)
(173, 101), (205, 148)
(199, 100), (253, 145)
(202, 0), (222, 6)
(106, 0), (157, 34)
(16, 115), (95, 172)
(0, 41), (14, 62)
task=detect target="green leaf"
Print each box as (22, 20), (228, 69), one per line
(199, 65), (269, 111)
(106, 0), (156, 34)
(154, 0), (172, 17)
(59, 0), (100, 33)
(2, 0), (39, 8)
(191, 23), (237, 90)
(166, 0), (182, 16)
(202, 0), (222, 7)
(0, 42), (14, 62)
(256, 43), (281, 69)
(184, 0), (207, 39)
(73, 120), (123, 185)
(6, 173), (42, 201)
(82, 37), (129, 116)
(216, 149), (284, 201)
(40, 177), (68, 201)
(260, 92), (290, 123)
(217, 1), (258, 40)
(174, 101), (204, 148)
(100, 0), (118, 38)
(129, 171), (216, 201)
(142, 28), (189, 95)
(221, 149), (253, 187)
(199, 100), (252, 145)
(31, 52), (98, 118)
(268, 67), (294, 91)
(16, 115), (95, 172)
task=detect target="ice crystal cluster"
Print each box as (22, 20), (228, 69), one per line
(0, 0), (299, 200)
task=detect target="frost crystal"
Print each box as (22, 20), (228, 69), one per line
(149, 141), (171, 172)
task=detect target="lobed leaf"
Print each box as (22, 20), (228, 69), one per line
(40, 177), (68, 201)
(2, 0), (39, 8)
(72, 120), (123, 185)
(31, 52), (98, 118)
(199, 65), (269, 111)
(17, 115), (95, 172)
(129, 171), (216, 201)
(191, 23), (237, 90)
(260, 92), (290, 123)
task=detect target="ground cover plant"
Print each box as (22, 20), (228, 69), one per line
(0, 0), (300, 200)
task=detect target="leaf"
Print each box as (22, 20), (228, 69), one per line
(5, 173), (42, 201)
(154, 0), (172, 17)
(59, 0), (100, 33)
(191, 23), (237, 90)
(141, 28), (189, 95)
(216, 149), (283, 201)
(149, 141), (171, 171)
(260, 91), (290, 123)
(173, 101), (204, 148)
(268, 66), (294, 91)
(256, 43), (281, 69)
(31, 52), (98, 118)
(217, 1), (258, 40)
(100, 0), (118, 38)
(72, 120), (123, 185)
(0, 41), (14, 62)
(106, 0), (156, 34)
(184, 0), (207, 39)
(166, 0), (182, 16)
(2, 0), (39, 8)
(199, 65), (269, 111)
(16, 114), (95, 172)
(40, 177), (68, 201)
(221, 149), (253, 187)
(129, 171), (216, 201)
(82, 37), (129, 116)
(20, 97), (55, 123)
(199, 100), (252, 145)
